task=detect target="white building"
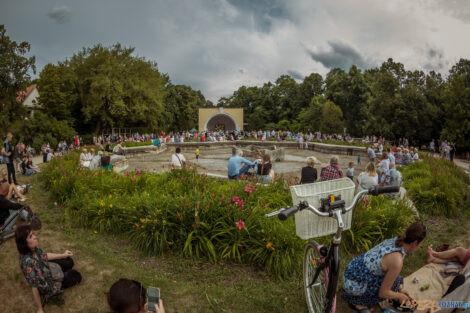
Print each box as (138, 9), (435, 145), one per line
(17, 84), (40, 117)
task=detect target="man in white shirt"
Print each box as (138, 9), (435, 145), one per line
(171, 147), (186, 167)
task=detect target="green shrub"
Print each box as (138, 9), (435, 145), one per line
(401, 154), (470, 217)
(40, 153), (419, 278)
(343, 195), (415, 254)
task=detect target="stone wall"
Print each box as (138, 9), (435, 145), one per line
(167, 141), (369, 157)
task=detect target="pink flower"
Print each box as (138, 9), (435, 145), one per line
(236, 219), (245, 230)
(125, 172), (129, 177)
(244, 186), (252, 193)
(130, 176), (135, 181)
(232, 196), (240, 203)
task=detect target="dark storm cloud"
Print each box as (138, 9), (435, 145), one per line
(47, 5), (72, 24)
(424, 46), (448, 71)
(287, 70), (304, 80)
(226, 0), (292, 32)
(306, 40), (373, 70)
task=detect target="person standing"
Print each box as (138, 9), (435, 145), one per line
(450, 142), (456, 162)
(346, 162), (355, 181)
(195, 147), (200, 162)
(367, 145), (376, 163)
(429, 139), (435, 156)
(2, 133), (18, 185)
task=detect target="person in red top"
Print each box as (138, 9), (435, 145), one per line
(320, 156), (344, 181)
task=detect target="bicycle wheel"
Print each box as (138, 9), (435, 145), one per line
(303, 241), (336, 313)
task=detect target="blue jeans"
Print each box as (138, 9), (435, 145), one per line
(2, 209), (29, 232)
(228, 164), (253, 180)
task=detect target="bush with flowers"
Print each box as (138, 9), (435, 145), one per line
(401, 155), (469, 217)
(41, 152), (416, 278)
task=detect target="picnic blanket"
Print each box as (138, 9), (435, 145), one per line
(403, 263), (454, 301)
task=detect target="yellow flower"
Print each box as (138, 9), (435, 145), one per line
(135, 223), (139, 227)
(109, 194), (112, 198)
(140, 218), (145, 223)
(109, 204), (113, 208)
(266, 242), (275, 251)
(433, 193), (437, 197)
(93, 230), (98, 234)
(100, 200), (105, 207)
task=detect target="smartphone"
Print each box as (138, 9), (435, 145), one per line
(147, 287), (160, 312)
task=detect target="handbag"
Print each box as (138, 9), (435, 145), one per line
(47, 262), (64, 282)
(175, 154), (186, 167)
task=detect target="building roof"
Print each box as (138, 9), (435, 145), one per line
(16, 84), (37, 103)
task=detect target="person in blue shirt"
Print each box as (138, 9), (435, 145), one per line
(228, 149), (254, 179)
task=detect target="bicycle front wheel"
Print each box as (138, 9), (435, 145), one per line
(303, 241), (335, 313)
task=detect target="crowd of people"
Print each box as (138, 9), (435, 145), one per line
(2, 129), (468, 313)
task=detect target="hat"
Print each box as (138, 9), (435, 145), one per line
(98, 151), (103, 155)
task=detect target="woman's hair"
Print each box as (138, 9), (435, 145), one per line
(396, 221), (427, 247)
(382, 152), (388, 160)
(365, 162), (377, 176)
(348, 162), (354, 167)
(306, 156), (316, 165)
(15, 225), (33, 255)
(176, 147), (181, 154)
(107, 279), (146, 313)
(260, 154), (271, 175)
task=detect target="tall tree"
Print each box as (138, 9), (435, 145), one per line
(441, 59), (470, 150)
(165, 84), (207, 131)
(0, 25), (36, 133)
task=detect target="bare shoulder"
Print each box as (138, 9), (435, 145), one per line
(382, 251), (403, 272)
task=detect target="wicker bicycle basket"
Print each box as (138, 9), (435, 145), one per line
(290, 178), (356, 239)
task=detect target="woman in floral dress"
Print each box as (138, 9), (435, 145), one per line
(342, 222), (427, 312)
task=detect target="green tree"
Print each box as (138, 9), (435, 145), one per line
(39, 44), (168, 135)
(298, 95), (326, 131)
(0, 25), (36, 134)
(441, 59), (470, 150)
(320, 100), (344, 134)
(165, 84), (207, 131)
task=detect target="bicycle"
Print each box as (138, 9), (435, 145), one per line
(266, 185), (399, 313)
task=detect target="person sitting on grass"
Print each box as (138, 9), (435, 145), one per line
(101, 151), (114, 171)
(357, 162), (378, 193)
(27, 156), (40, 173)
(15, 225), (82, 313)
(89, 150), (102, 170)
(427, 244), (470, 267)
(107, 278), (165, 313)
(227, 149), (254, 180)
(1, 167), (27, 201)
(20, 155), (37, 175)
(46, 149), (55, 163)
(342, 222), (427, 313)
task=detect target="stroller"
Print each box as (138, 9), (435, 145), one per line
(0, 196), (41, 244)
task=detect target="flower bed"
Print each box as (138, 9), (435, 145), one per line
(401, 155), (470, 217)
(41, 153), (415, 278)
(109, 141), (154, 148)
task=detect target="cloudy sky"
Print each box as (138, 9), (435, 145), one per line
(1, 0), (470, 101)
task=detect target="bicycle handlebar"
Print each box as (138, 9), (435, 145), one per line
(278, 206), (299, 220)
(265, 185), (400, 220)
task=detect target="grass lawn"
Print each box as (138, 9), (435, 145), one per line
(1, 174), (469, 312)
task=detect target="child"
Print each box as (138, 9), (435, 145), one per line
(346, 162), (354, 181)
(195, 147), (200, 162)
(357, 155), (361, 165)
